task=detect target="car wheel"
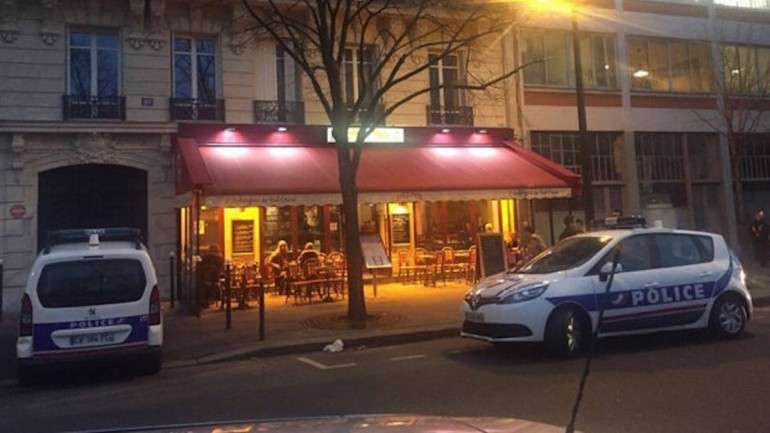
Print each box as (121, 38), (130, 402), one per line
(139, 351), (162, 376)
(710, 294), (747, 339)
(545, 307), (590, 358)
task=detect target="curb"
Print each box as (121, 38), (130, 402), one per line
(752, 295), (770, 307)
(164, 326), (461, 369)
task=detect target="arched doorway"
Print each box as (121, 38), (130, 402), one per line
(37, 164), (148, 251)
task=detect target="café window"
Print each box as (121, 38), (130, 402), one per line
(342, 46), (377, 107)
(263, 206), (293, 255)
(521, 29), (617, 89)
(173, 36), (217, 101)
(627, 37), (711, 93)
(298, 206), (325, 250)
(722, 44), (770, 96)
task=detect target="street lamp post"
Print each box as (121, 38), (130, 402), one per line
(571, 9), (594, 225)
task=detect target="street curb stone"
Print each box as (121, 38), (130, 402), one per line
(167, 327), (461, 368)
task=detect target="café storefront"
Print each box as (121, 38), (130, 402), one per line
(174, 124), (579, 307)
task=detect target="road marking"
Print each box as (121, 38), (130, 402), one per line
(390, 354), (426, 362)
(296, 356), (357, 370)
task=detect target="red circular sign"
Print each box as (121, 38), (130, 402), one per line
(9, 204), (26, 219)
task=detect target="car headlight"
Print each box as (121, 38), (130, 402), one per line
(498, 283), (549, 304)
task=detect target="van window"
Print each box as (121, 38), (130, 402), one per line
(654, 234), (714, 268)
(37, 259), (147, 308)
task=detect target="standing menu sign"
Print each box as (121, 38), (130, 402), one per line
(360, 233), (392, 270)
(477, 232), (507, 278)
(231, 220), (255, 255)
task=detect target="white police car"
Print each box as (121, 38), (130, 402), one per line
(16, 228), (163, 385)
(462, 220), (752, 357)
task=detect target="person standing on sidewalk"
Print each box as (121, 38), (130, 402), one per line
(751, 208), (768, 267)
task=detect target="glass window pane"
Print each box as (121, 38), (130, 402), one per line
(592, 36), (608, 88)
(70, 32), (91, 47)
(70, 48), (91, 96)
(544, 33), (568, 86)
(174, 37), (191, 52)
(174, 53), (192, 98)
(443, 67), (459, 109)
(654, 234), (713, 268)
(345, 58), (355, 105)
(670, 41), (690, 92)
(97, 49), (119, 97)
(604, 36), (617, 88)
(37, 259), (146, 308)
(738, 46), (757, 94)
(429, 67), (441, 107)
(722, 45), (740, 92)
(628, 38), (650, 90)
(757, 47), (770, 94)
(97, 33), (119, 50)
(196, 38), (216, 54)
(648, 40), (670, 91)
(197, 53), (216, 101)
(522, 33), (546, 85)
(617, 235), (654, 272)
(688, 42), (711, 93)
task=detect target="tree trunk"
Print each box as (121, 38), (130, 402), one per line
(333, 127), (368, 326)
(730, 135), (745, 225)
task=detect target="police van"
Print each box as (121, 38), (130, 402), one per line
(461, 218), (752, 357)
(16, 228), (163, 385)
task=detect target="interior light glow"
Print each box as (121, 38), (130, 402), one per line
(440, 128), (451, 134)
(478, 129), (488, 134)
(633, 69), (649, 78)
(213, 147), (248, 158)
(469, 147), (496, 158)
(431, 147), (460, 157)
(731, 69), (741, 75)
(224, 127), (236, 132)
(277, 126), (288, 132)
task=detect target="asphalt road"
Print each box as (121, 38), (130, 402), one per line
(1, 306), (769, 433)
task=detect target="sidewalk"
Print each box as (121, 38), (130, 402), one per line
(162, 281), (468, 366)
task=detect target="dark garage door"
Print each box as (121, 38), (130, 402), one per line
(38, 164), (148, 251)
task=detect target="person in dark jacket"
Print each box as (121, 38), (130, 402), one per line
(751, 208), (769, 267)
(559, 215), (579, 241)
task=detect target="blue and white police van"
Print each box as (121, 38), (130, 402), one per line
(461, 218), (752, 357)
(16, 228), (163, 385)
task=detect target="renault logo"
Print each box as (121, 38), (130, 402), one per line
(470, 294), (481, 310)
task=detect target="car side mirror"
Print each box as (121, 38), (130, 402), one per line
(598, 262), (622, 282)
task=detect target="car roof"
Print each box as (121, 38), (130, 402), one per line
(41, 241), (147, 260)
(573, 227), (721, 241)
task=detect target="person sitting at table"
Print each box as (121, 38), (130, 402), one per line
(269, 240), (291, 294)
(298, 242), (321, 278)
(198, 245), (224, 307)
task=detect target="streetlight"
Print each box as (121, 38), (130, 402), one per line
(522, 0), (594, 225)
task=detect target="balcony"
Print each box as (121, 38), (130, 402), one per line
(169, 98), (225, 122)
(426, 105), (474, 127)
(254, 100), (305, 124)
(62, 95), (125, 120)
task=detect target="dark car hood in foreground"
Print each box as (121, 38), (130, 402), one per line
(75, 415), (575, 433)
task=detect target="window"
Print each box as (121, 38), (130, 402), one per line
(517, 236), (611, 274)
(37, 259), (147, 308)
(429, 53), (464, 110)
(654, 234), (714, 268)
(342, 46), (377, 107)
(722, 44), (770, 95)
(276, 44), (300, 104)
(530, 132), (623, 181)
(615, 235), (654, 273)
(174, 36), (217, 101)
(628, 37), (711, 93)
(740, 133), (770, 180)
(69, 30), (120, 98)
(521, 30), (617, 89)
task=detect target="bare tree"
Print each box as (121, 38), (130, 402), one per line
(235, 0), (529, 324)
(697, 29), (770, 225)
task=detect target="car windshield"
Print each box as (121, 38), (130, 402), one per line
(36, 259), (147, 308)
(514, 236), (611, 274)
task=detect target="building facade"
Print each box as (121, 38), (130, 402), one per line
(508, 0), (770, 245)
(0, 0), (513, 313)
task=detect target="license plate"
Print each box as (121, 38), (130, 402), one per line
(69, 332), (116, 347)
(465, 311), (484, 322)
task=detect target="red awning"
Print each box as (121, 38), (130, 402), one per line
(176, 135), (579, 207)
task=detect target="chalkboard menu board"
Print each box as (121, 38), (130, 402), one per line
(390, 213), (411, 245)
(231, 220), (255, 255)
(360, 233), (392, 269)
(477, 232), (507, 278)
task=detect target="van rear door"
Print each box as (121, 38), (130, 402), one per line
(32, 258), (150, 354)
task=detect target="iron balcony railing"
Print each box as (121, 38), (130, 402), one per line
(426, 105), (474, 126)
(62, 95), (125, 120)
(169, 98), (225, 121)
(253, 100), (305, 124)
